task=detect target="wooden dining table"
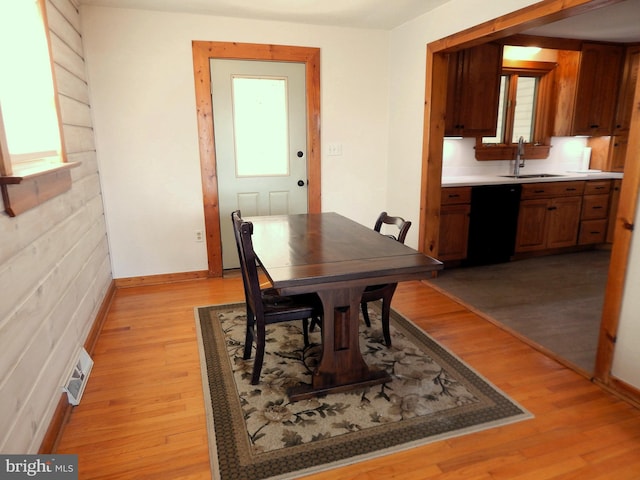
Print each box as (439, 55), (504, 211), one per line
(247, 212), (443, 401)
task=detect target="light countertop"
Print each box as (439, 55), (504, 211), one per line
(441, 170), (623, 187)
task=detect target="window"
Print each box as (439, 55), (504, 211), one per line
(484, 75), (539, 144)
(475, 60), (556, 160)
(0, 0), (75, 217)
(232, 76), (289, 177)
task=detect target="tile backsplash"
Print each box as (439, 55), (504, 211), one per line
(442, 137), (590, 177)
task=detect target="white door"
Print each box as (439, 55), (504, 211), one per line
(211, 60), (308, 269)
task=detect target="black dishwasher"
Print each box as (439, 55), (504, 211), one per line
(463, 184), (522, 266)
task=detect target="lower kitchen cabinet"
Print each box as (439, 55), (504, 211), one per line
(442, 179), (617, 262)
(579, 180), (611, 245)
(515, 182), (585, 253)
(439, 187), (471, 261)
(516, 196), (583, 252)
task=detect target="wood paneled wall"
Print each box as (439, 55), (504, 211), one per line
(0, 0), (112, 452)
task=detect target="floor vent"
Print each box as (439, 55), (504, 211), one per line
(63, 348), (93, 406)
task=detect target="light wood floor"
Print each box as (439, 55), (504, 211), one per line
(55, 276), (640, 479)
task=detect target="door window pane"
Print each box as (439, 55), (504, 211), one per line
(232, 76), (289, 177)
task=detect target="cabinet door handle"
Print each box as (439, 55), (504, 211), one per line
(448, 194), (460, 198)
(548, 206), (557, 211)
(592, 206), (603, 210)
(566, 188), (577, 191)
(534, 189), (545, 193)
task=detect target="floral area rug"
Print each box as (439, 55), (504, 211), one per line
(195, 302), (532, 480)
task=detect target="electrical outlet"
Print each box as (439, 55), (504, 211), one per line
(195, 230), (204, 242)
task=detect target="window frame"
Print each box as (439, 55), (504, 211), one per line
(0, 0), (77, 217)
(475, 59), (557, 161)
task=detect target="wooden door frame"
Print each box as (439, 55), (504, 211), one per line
(192, 41), (321, 277)
(420, 0), (639, 391)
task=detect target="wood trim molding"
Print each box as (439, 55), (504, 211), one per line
(191, 41), (321, 277)
(420, 0), (638, 396)
(114, 270), (209, 288)
(40, 280), (117, 454)
(1, 162), (79, 217)
(594, 53), (640, 381)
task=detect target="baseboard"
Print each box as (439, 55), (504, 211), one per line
(40, 279), (117, 454)
(596, 377), (640, 410)
(114, 270), (209, 288)
(85, 280), (117, 354)
(38, 394), (72, 454)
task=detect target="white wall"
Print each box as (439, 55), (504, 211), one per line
(0, 0), (112, 452)
(385, 0), (540, 247)
(80, 6), (391, 278)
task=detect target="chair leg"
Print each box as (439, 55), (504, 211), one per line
(361, 302), (372, 327)
(380, 285), (398, 347)
(302, 318), (310, 346)
(251, 322), (266, 385)
(243, 310), (255, 360)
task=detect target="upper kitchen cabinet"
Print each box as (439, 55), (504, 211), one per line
(554, 43), (625, 136)
(588, 45), (639, 172)
(445, 43), (503, 137)
(613, 45), (640, 135)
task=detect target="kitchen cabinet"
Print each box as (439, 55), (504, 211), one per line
(515, 182), (585, 253)
(613, 45), (640, 135)
(589, 46), (640, 172)
(445, 43), (502, 137)
(439, 187), (471, 261)
(573, 43), (624, 135)
(579, 180), (611, 245)
(554, 43), (624, 136)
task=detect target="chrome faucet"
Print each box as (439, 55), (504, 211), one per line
(514, 136), (525, 176)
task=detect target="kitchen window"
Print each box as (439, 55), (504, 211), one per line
(475, 60), (556, 160)
(0, 0), (76, 217)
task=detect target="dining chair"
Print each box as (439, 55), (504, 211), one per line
(360, 212), (411, 347)
(232, 210), (323, 385)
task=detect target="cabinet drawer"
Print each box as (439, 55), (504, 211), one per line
(581, 194), (610, 220)
(579, 219), (608, 244)
(441, 187), (471, 205)
(521, 181), (585, 199)
(584, 180), (611, 195)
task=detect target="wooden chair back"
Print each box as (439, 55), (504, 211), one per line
(231, 211), (264, 320)
(374, 211), (411, 244)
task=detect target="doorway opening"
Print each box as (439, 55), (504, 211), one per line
(192, 41), (321, 276)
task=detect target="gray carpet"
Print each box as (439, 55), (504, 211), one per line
(426, 250), (610, 373)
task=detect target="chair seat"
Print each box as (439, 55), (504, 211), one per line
(262, 293), (320, 320)
(364, 284), (388, 292)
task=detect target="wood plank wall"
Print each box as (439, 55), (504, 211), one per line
(0, 0), (112, 452)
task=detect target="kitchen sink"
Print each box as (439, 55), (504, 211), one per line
(500, 173), (565, 179)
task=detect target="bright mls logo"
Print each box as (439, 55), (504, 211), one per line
(0, 455), (77, 479)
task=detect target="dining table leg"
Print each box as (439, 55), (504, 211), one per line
(288, 286), (391, 401)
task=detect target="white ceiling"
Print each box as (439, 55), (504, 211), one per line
(76, 0), (450, 30)
(523, 0), (640, 43)
(78, 0), (640, 39)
